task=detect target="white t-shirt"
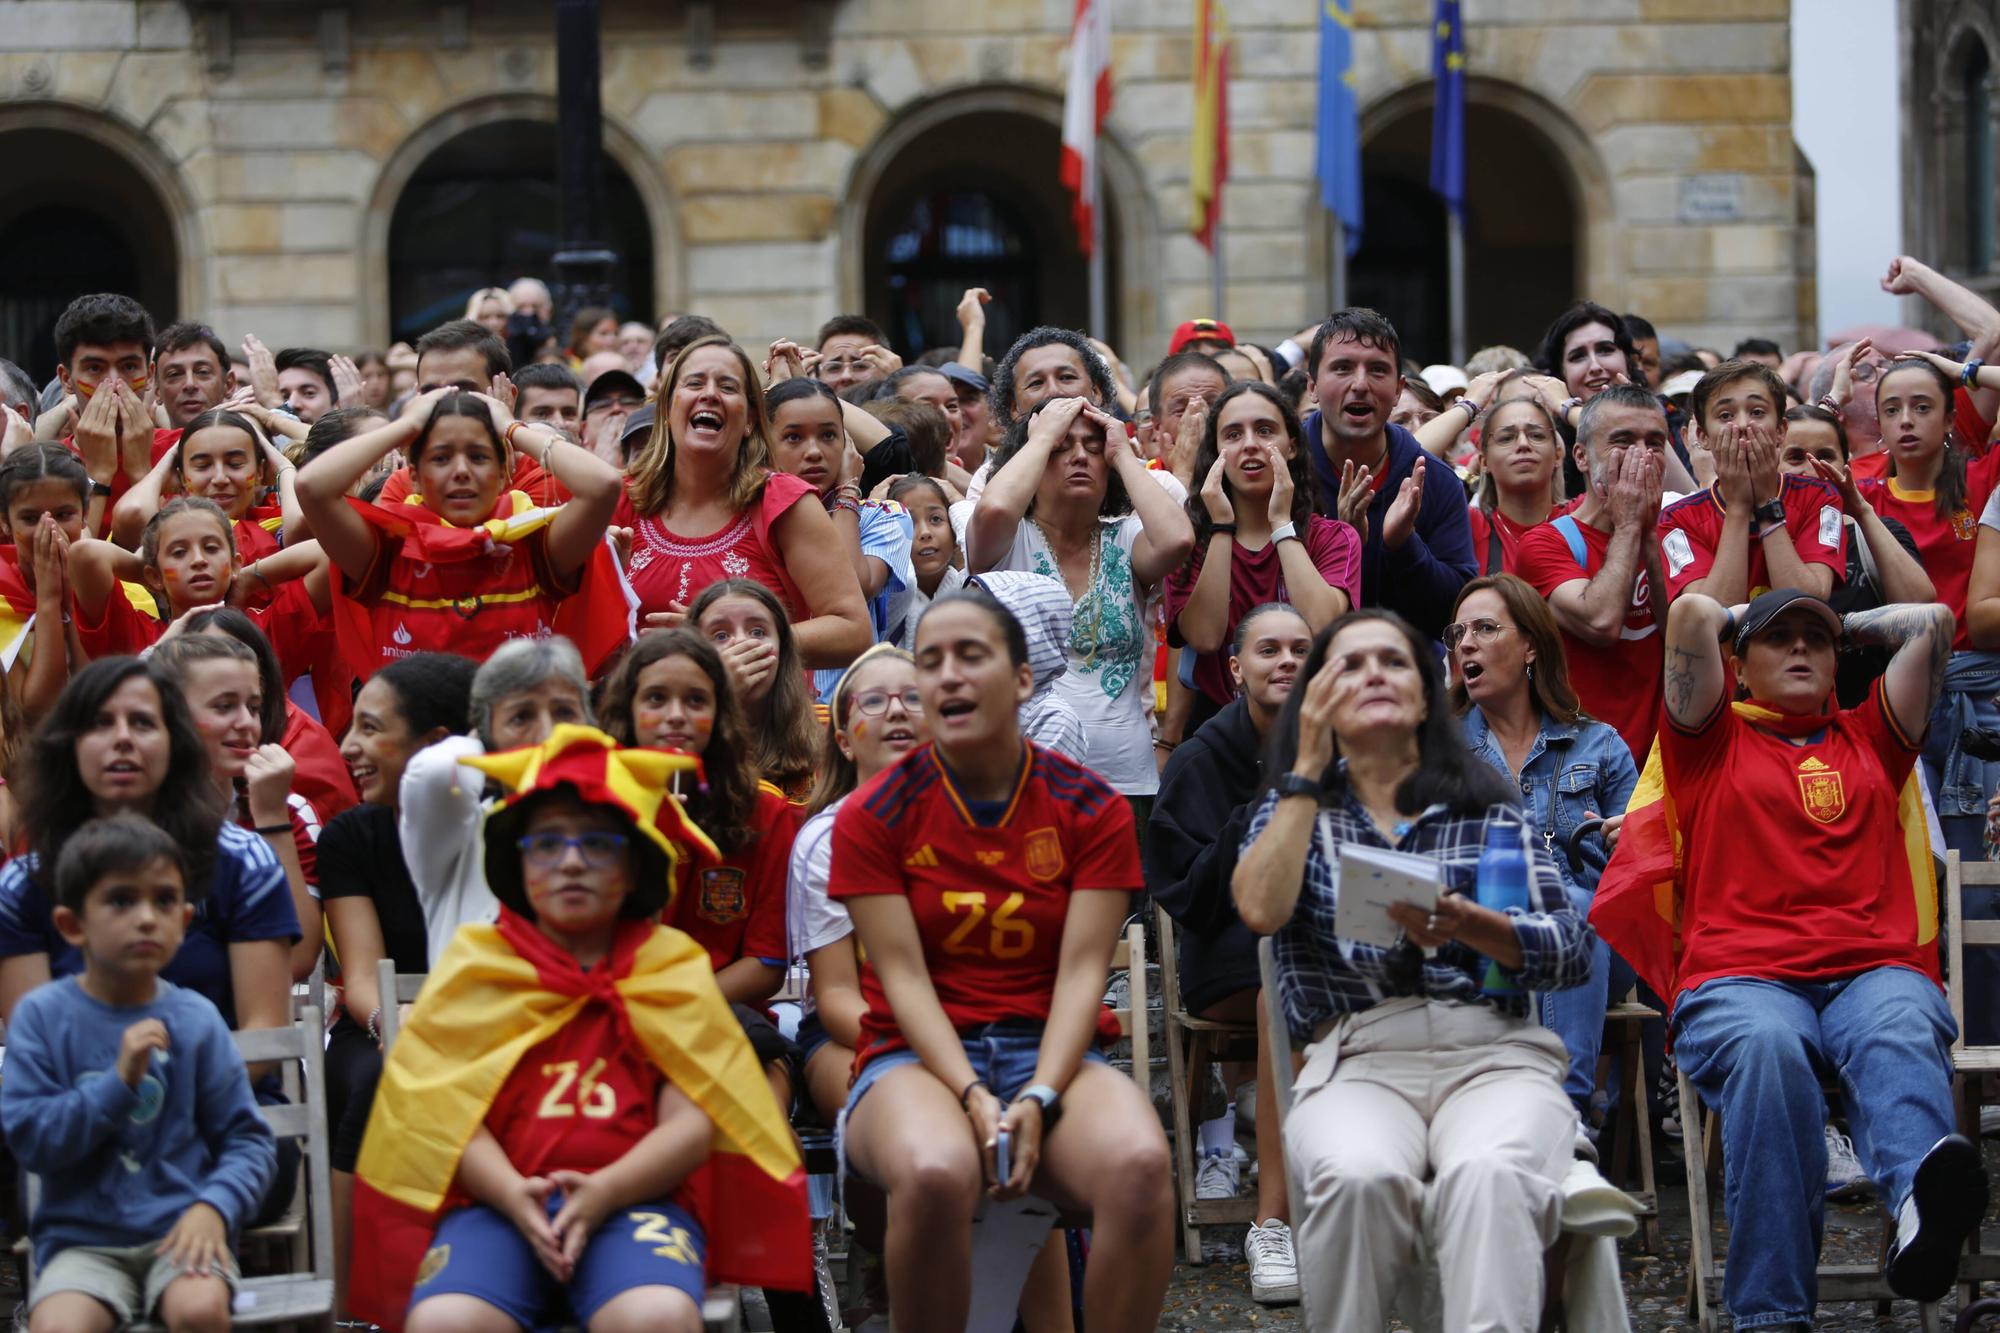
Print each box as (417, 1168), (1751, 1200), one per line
(785, 800), (856, 1021)
(995, 515), (1158, 794)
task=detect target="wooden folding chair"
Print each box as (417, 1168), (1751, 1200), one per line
(1106, 919), (1149, 1084)
(374, 957), (427, 1054)
(1945, 850), (2000, 1307)
(1599, 996), (1661, 1254)
(1153, 902), (1260, 1260)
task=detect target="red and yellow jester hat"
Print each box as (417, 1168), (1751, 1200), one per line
(463, 723), (721, 921)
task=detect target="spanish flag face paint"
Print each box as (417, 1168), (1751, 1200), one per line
(63, 343), (151, 400)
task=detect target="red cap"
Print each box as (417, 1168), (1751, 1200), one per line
(1169, 318), (1236, 354)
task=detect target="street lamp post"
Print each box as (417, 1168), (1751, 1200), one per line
(551, 0), (618, 332)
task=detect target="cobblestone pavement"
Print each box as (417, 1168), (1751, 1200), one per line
(1155, 1136), (2000, 1331)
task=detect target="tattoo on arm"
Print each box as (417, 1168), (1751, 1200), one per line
(1664, 643), (1702, 718)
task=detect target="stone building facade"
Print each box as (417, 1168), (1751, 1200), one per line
(0, 0), (1812, 380)
(1898, 0), (2000, 336)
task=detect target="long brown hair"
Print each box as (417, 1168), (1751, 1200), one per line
(1875, 357), (1967, 521)
(596, 628), (760, 854)
(624, 335), (774, 518)
(1184, 380), (1319, 542)
(1474, 394), (1565, 512)
(686, 578), (822, 797)
(1448, 573), (1583, 724)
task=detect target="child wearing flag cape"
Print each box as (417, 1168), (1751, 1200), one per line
(349, 725), (809, 1333)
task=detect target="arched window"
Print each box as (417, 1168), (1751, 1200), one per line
(882, 190), (1037, 359)
(387, 119), (655, 344)
(1965, 39), (1994, 273)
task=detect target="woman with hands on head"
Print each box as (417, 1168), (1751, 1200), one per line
(615, 337), (871, 669)
(1166, 381), (1358, 734)
(294, 385), (621, 673)
(1231, 609), (1594, 1329)
(111, 407), (302, 569)
(966, 395), (1195, 809)
(833, 590), (1173, 1333)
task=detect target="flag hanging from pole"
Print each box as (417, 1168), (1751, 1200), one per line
(1315, 0), (1362, 253)
(1430, 0), (1466, 218)
(1061, 0), (1113, 258)
(1191, 0), (1231, 251)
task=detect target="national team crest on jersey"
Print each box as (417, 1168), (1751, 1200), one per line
(1797, 757), (1845, 824)
(699, 867), (748, 923)
(415, 1244), (450, 1286)
(1024, 828), (1065, 881)
(1952, 507), (1979, 541)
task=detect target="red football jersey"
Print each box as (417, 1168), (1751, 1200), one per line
(1656, 474), (1846, 600)
(1857, 448), (2000, 648)
(667, 787), (797, 972)
(1466, 497), (1580, 577)
(73, 581), (161, 659)
(829, 742), (1141, 1070)
(1516, 514), (1662, 762)
(485, 999), (665, 1177)
(1663, 684), (1938, 998)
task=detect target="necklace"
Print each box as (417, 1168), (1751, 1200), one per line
(1033, 517), (1104, 668)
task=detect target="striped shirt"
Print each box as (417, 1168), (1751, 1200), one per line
(1240, 785), (1593, 1040)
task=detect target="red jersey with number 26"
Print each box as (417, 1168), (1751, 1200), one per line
(483, 996), (666, 1177)
(830, 742), (1141, 1071)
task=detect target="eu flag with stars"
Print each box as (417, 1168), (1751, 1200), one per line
(1430, 0), (1465, 218)
(1317, 0), (1362, 252)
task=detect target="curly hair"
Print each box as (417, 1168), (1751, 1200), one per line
(987, 395), (1134, 521)
(988, 327), (1118, 433)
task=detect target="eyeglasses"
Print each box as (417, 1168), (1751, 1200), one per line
(517, 831), (629, 869)
(1443, 618), (1512, 651)
(850, 687), (924, 717)
(817, 359), (864, 378)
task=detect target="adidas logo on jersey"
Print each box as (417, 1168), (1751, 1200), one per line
(905, 845), (940, 867)
(977, 850), (1006, 867)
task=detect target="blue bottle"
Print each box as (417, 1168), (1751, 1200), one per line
(1475, 816), (1529, 997)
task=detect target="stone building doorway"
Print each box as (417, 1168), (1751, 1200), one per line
(385, 118), (657, 345)
(0, 125), (180, 384)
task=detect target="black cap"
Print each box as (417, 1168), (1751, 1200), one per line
(939, 360), (990, 394)
(620, 402), (656, 449)
(583, 368), (647, 413)
(1732, 587), (1842, 656)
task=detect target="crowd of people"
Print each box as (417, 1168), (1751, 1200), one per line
(0, 257), (1993, 1333)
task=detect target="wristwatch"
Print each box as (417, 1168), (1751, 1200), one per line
(1752, 498), (1786, 533)
(88, 481), (113, 496)
(1275, 773), (1323, 801)
(1015, 1083), (1062, 1130)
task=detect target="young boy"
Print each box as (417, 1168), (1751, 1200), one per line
(349, 726), (809, 1333)
(0, 814), (277, 1333)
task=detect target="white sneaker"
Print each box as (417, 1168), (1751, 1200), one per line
(1194, 1147), (1240, 1200)
(1825, 1125), (1872, 1200)
(1245, 1218), (1301, 1305)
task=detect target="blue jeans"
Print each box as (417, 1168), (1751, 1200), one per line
(1538, 883), (1637, 1115)
(1672, 969), (1958, 1329)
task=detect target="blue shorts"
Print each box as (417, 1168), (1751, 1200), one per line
(409, 1193), (705, 1332)
(844, 1019), (1107, 1119)
(795, 1010), (834, 1066)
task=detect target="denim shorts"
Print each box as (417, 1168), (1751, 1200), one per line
(843, 1019), (1107, 1118)
(795, 1009), (834, 1066)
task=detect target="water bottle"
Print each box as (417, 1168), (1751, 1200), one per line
(1474, 815), (1529, 997)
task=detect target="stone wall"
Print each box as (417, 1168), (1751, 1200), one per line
(0, 0), (1810, 367)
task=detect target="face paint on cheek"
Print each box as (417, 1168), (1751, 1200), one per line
(851, 719), (870, 740)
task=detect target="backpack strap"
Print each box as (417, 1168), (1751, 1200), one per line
(1552, 513), (1588, 569)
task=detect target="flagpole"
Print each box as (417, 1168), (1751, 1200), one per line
(1446, 209), (1466, 364)
(1330, 216), (1348, 310)
(1210, 222), (1226, 322)
(1089, 161), (1107, 340)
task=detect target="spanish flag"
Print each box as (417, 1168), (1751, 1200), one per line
(328, 491), (634, 682)
(1191, 0), (1232, 250)
(349, 910), (811, 1329)
(1589, 698), (1937, 1011)
(0, 549), (37, 670)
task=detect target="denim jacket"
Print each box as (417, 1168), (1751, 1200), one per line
(1461, 708), (1640, 899)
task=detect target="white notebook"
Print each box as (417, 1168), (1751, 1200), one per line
(1333, 841), (1444, 948)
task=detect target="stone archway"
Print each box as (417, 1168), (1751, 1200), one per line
(361, 96), (683, 346)
(839, 85), (1160, 363)
(1309, 77), (1614, 358)
(0, 103), (203, 382)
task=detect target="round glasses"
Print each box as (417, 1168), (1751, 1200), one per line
(1443, 618), (1512, 651)
(851, 687), (924, 718)
(517, 831), (629, 869)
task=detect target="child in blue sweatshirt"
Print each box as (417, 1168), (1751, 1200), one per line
(0, 814), (276, 1333)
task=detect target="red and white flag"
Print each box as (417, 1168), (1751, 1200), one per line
(1060, 0), (1112, 257)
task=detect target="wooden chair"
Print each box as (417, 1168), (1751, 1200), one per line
(24, 1010), (338, 1331)
(1598, 997), (1661, 1254)
(1946, 851), (2000, 1307)
(1677, 1061), (1942, 1332)
(1106, 919), (1149, 1085)
(1153, 902), (1260, 1261)
(374, 957), (428, 1053)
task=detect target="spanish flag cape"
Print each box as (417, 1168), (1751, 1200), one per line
(348, 910), (811, 1329)
(1588, 698), (1936, 1013)
(329, 490), (634, 682)
(0, 547), (36, 669)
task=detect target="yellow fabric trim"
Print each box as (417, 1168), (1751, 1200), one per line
(1886, 480), (1935, 504)
(375, 586), (547, 611)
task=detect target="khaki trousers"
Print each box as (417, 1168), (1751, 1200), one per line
(1284, 997), (1574, 1333)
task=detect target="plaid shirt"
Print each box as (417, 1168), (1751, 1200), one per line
(1240, 785), (1594, 1040)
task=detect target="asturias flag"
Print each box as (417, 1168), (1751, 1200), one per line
(1430, 0), (1466, 217)
(1316, 0), (1362, 252)
(1060, 0), (1113, 257)
(1191, 0), (1232, 251)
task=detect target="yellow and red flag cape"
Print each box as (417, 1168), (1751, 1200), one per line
(1589, 699), (1936, 1013)
(329, 491), (634, 683)
(349, 910), (810, 1329)
(0, 548), (37, 669)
